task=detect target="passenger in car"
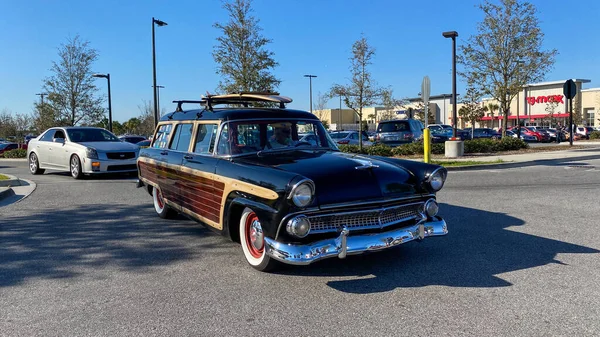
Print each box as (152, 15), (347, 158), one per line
(266, 123), (293, 149)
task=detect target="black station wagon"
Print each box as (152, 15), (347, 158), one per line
(136, 93), (448, 271)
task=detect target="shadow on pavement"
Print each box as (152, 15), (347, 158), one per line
(0, 204), (218, 287)
(275, 203), (599, 293)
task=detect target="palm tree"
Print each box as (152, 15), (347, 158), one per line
(484, 103), (499, 129)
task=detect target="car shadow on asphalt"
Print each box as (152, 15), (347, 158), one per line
(0, 203), (219, 287)
(274, 203), (599, 293)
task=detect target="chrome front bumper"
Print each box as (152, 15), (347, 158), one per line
(264, 216), (448, 265)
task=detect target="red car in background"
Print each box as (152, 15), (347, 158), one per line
(508, 126), (549, 142)
(0, 142), (27, 156)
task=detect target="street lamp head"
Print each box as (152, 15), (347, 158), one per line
(153, 18), (168, 26)
(304, 74), (317, 78)
(442, 31), (459, 39)
(92, 73), (108, 79)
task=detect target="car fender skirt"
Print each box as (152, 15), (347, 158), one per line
(264, 216), (447, 265)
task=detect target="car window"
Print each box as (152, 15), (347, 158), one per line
(378, 121), (409, 132)
(350, 133), (358, 140)
(152, 124), (173, 149)
(169, 123), (194, 152)
(194, 124), (218, 154)
(39, 130), (54, 142)
(53, 130), (66, 139)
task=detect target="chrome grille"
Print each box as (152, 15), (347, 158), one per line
(307, 202), (423, 234)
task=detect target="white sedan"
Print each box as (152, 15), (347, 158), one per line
(27, 127), (140, 179)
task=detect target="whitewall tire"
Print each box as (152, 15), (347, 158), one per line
(152, 186), (177, 219)
(239, 207), (278, 272)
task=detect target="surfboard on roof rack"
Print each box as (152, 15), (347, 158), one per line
(172, 92), (293, 112)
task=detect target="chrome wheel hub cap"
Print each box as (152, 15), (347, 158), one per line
(249, 219), (264, 250)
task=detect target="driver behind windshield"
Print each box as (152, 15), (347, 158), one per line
(266, 122), (293, 149)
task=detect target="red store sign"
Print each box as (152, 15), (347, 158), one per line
(526, 95), (564, 105)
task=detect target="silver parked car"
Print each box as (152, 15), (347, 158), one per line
(329, 130), (373, 146)
(27, 127), (140, 179)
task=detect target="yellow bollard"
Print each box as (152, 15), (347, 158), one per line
(423, 128), (431, 163)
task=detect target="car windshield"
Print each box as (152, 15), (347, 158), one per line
(378, 121), (409, 132)
(67, 128), (121, 142)
(215, 119), (337, 156)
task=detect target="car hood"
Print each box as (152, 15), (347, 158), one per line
(235, 151), (416, 205)
(78, 141), (139, 152)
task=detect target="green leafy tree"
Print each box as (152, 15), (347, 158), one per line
(43, 35), (105, 126)
(331, 36), (383, 151)
(212, 0), (280, 94)
(459, 0), (557, 137)
(483, 103), (499, 129)
(458, 85), (486, 138)
(380, 89), (403, 122)
(543, 100), (559, 127)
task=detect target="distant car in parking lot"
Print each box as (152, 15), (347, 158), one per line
(0, 142), (26, 156)
(375, 119), (424, 146)
(506, 130), (537, 142)
(119, 135), (148, 144)
(329, 130), (372, 146)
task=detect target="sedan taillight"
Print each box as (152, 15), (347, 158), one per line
(337, 140), (349, 144)
(404, 133), (414, 139)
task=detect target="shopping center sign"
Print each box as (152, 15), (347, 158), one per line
(526, 95), (564, 105)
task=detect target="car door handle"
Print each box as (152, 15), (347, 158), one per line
(183, 155), (193, 160)
(160, 151), (168, 156)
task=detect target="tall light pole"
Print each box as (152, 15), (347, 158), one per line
(515, 60), (525, 138)
(92, 73), (112, 132)
(443, 31), (459, 139)
(152, 17), (168, 127)
(154, 85), (164, 115)
(36, 93), (47, 108)
(304, 74), (317, 114)
(339, 94), (342, 130)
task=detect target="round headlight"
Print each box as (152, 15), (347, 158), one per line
(286, 215), (311, 238)
(428, 168), (446, 192)
(291, 183), (313, 207)
(424, 199), (439, 218)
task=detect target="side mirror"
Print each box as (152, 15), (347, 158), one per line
(53, 138), (65, 144)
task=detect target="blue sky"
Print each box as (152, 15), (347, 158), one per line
(1, 0), (599, 123)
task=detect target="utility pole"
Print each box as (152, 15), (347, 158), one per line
(36, 93), (47, 107)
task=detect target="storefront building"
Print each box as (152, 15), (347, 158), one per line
(314, 79), (599, 130)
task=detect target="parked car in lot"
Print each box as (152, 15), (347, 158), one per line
(506, 130), (537, 142)
(27, 127), (140, 179)
(375, 119), (424, 146)
(119, 135), (148, 144)
(136, 139), (151, 148)
(136, 93), (448, 272)
(429, 128), (471, 143)
(0, 142), (26, 156)
(468, 128), (502, 140)
(576, 126), (595, 139)
(329, 130), (372, 146)
(508, 126), (548, 142)
(545, 128), (566, 142)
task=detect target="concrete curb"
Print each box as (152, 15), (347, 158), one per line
(0, 173), (23, 187)
(0, 187), (15, 200)
(445, 152), (600, 171)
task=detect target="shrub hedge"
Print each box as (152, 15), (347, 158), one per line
(590, 131), (600, 140)
(338, 138), (528, 157)
(1, 149), (27, 158)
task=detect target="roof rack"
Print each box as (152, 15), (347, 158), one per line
(172, 92), (293, 112)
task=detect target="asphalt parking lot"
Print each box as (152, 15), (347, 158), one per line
(1, 158), (599, 336)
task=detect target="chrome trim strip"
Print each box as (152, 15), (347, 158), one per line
(318, 194), (435, 210)
(306, 201), (424, 234)
(265, 216), (448, 265)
